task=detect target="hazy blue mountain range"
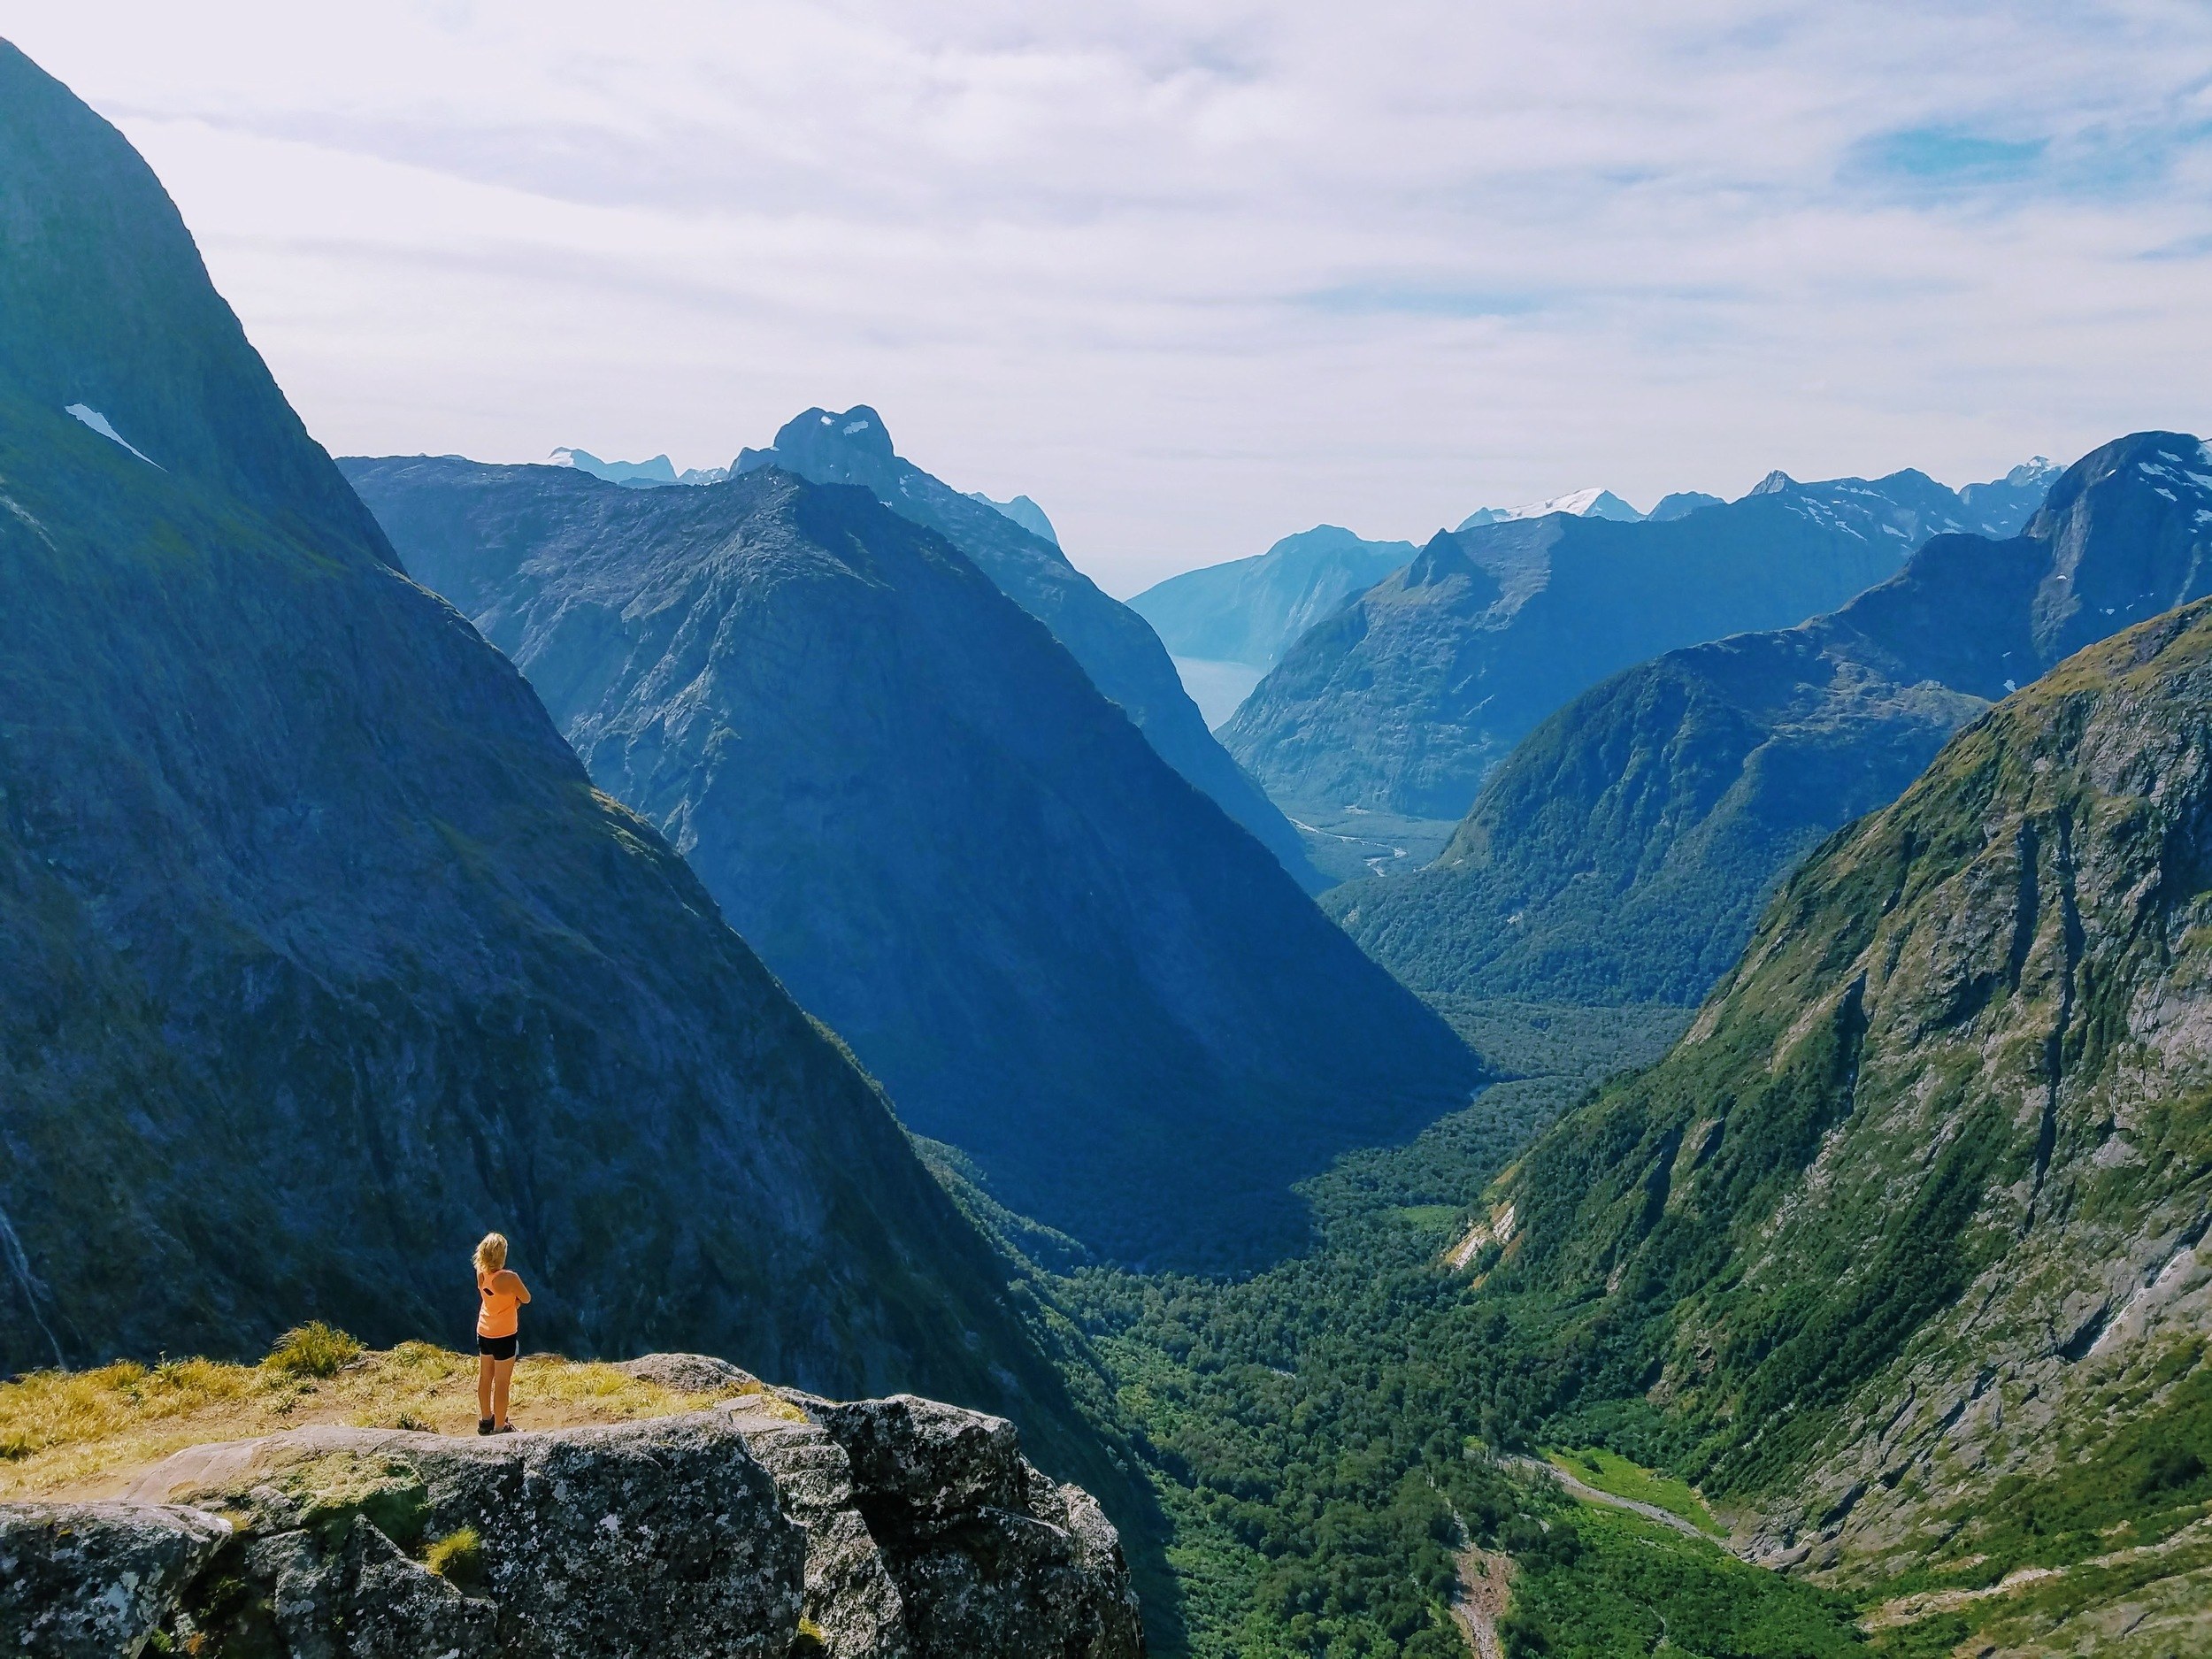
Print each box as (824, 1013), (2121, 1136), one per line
(730, 405), (1320, 889)
(966, 488), (1059, 545)
(1329, 433), (2211, 1006)
(1648, 489), (1725, 520)
(0, 41), (1084, 1435)
(1222, 464), (2059, 826)
(342, 454), (1482, 1269)
(1464, 600), (2212, 1646)
(549, 445), (731, 488)
(1129, 525), (1419, 671)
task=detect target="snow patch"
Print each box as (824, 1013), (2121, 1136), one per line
(64, 404), (160, 468)
(1457, 487), (1643, 530)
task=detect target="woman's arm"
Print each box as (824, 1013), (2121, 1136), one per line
(497, 1270), (532, 1303)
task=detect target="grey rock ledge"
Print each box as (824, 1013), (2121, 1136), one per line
(0, 1363), (1143, 1659)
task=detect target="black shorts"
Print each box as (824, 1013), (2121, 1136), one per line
(477, 1333), (518, 1361)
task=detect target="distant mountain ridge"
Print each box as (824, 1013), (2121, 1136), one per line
(1457, 487), (1644, 528)
(731, 405), (1322, 889)
(550, 445), (730, 487)
(1128, 524), (1420, 670)
(1223, 465), (2038, 825)
(965, 488), (1059, 545)
(342, 453), (1483, 1269)
(1329, 434), (2210, 1005)
(0, 39), (1076, 1435)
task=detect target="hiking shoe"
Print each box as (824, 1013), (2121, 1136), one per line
(493, 1423), (516, 1434)
(477, 1418), (494, 1436)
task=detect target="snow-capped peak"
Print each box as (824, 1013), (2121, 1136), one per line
(1455, 488), (1643, 532)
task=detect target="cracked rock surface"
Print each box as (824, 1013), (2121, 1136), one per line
(1, 1371), (1143, 1659)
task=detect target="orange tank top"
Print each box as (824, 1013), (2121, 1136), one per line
(477, 1272), (519, 1339)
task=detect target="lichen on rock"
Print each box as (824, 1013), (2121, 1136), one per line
(1, 1366), (1143, 1659)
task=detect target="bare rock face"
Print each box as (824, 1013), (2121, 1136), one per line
(0, 1372), (1143, 1659)
(778, 1393), (1145, 1659)
(0, 1503), (229, 1657)
(615, 1353), (761, 1394)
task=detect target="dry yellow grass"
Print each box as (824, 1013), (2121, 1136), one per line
(0, 1337), (761, 1502)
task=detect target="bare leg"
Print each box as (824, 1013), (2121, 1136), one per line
(492, 1356), (517, 1429)
(477, 1355), (495, 1423)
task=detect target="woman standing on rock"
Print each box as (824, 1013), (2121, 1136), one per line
(474, 1233), (530, 1435)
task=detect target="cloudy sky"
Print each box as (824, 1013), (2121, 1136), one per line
(5, 3), (2208, 593)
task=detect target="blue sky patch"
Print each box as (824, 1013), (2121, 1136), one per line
(1861, 126), (2049, 185)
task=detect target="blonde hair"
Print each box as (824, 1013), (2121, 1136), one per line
(473, 1233), (509, 1276)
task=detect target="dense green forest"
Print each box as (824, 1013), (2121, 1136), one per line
(939, 1002), (1870, 1656)
(945, 972), (2212, 1655)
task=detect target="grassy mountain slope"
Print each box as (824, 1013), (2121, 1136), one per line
(732, 405), (1325, 889)
(1127, 525), (1418, 670)
(1470, 599), (2212, 1617)
(341, 455), (1482, 1270)
(0, 40), (1087, 1450)
(1331, 433), (2212, 1006)
(1221, 474), (1952, 824)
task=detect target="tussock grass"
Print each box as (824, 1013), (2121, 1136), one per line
(262, 1322), (364, 1379)
(0, 1330), (760, 1501)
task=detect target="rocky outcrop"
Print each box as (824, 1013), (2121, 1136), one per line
(1, 1371), (1143, 1659)
(0, 1503), (230, 1657)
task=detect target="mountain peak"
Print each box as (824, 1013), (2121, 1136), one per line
(966, 489), (1059, 546)
(549, 447), (680, 487)
(1397, 528), (1500, 594)
(1455, 487), (1643, 531)
(1746, 468), (1798, 496)
(735, 404), (902, 495)
(1647, 489), (1724, 522)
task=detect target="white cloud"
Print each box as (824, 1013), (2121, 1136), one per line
(4, 0), (2208, 593)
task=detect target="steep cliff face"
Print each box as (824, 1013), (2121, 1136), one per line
(1, 1369), (1143, 1659)
(728, 407), (1320, 889)
(341, 457), (1481, 1267)
(0, 42), (1066, 1433)
(1221, 476), (1941, 823)
(1476, 601), (2212, 1603)
(1330, 433), (2212, 1006)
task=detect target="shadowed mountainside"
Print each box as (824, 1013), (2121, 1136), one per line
(0, 41), (1094, 1451)
(732, 405), (1323, 889)
(342, 454), (1484, 1270)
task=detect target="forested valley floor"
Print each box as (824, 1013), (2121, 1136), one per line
(943, 1001), (1902, 1658)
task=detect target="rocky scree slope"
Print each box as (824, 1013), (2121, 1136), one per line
(340, 456), (1480, 1269)
(1223, 465), (2048, 826)
(1, 1361), (1142, 1659)
(1126, 524), (1418, 672)
(1466, 600), (2212, 1613)
(0, 42), (1078, 1444)
(726, 405), (1320, 889)
(1331, 433), (2211, 1006)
